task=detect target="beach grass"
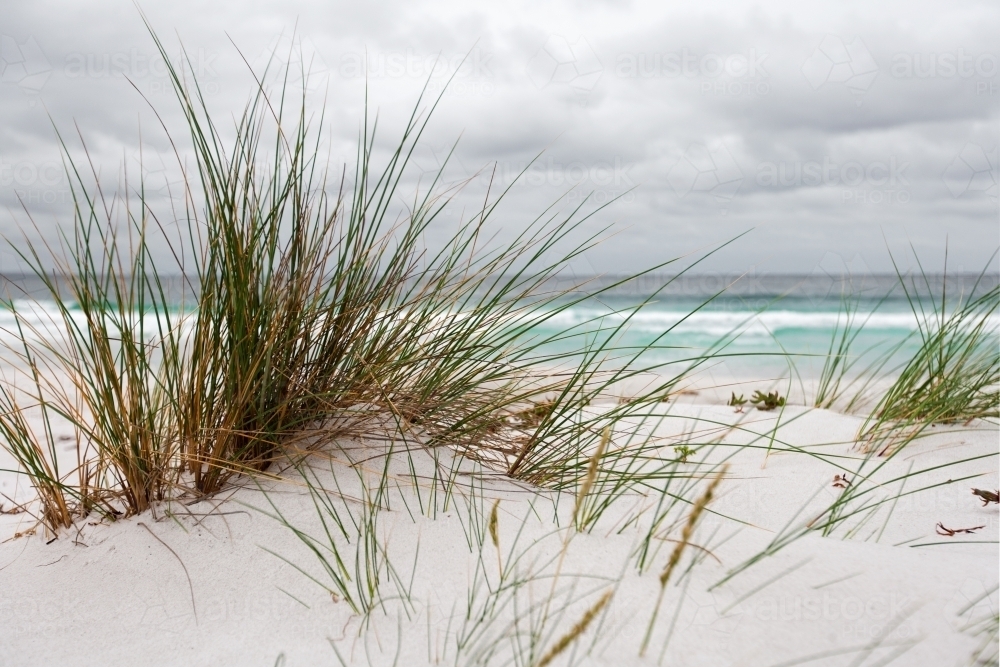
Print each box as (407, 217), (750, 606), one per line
(860, 252), (999, 454)
(0, 22), (734, 535)
(813, 288), (910, 413)
(0, 114), (186, 526)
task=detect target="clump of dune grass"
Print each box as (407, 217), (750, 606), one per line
(860, 254), (999, 454)
(0, 365), (74, 533)
(0, 16), (737, 535)
(150, 16), (738, 500)
(0, 118), (185, 526)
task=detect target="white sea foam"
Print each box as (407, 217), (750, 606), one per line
(534, 306), (999, 339)
(0, 300), (995, 361)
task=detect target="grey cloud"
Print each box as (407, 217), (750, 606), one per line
(0, 0), (996, 275)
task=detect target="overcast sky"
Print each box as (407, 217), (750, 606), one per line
(1, 0), (997, 277)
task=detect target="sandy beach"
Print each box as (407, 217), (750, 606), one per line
(2, 384), (996, 666)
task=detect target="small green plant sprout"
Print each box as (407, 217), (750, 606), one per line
(750, 390), (785, 411)
(972, 488), (999, 506)
(727, 392), (747, 412)
(673, 444), (696, 463)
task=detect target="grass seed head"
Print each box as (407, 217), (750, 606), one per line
(659, 464), (728, 588)
(574, 426), (611, 526)
(535, 589), (613, 667)
(488, 499), (500, 550)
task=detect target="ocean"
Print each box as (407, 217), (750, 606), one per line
(519, 272), (1000, 380)
(0, 272), (996, 381)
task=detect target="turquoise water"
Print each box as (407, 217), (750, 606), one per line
(1, 274), (996, 381)
(520, 297), (913, 377)
(518, 284), (999, 380)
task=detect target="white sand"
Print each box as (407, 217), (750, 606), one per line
(1, 398), (997, 666)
